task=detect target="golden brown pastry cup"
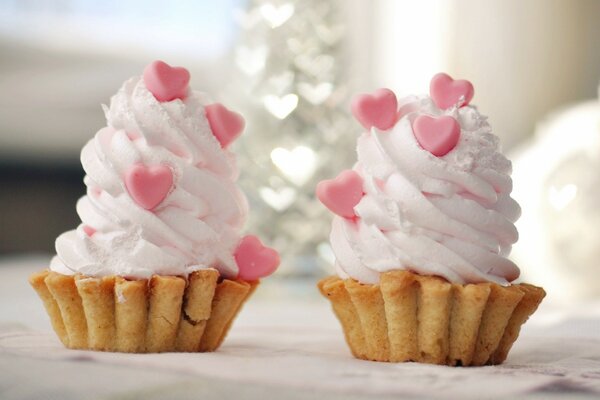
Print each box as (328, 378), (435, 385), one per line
(29, 269), (257, 353)
(318, 270), (545, 366)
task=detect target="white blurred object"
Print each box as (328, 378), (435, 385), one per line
(371, 0), (450, 95)
(511, 88), (600, 302)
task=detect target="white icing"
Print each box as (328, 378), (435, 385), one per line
(331, 96), (521, 285)
(50, 77), (248, 279)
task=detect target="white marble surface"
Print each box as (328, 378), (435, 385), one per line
(1, 255), (600, 400)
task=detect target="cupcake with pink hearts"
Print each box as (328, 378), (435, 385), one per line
(317, 73), (545, 366)
(29, 60), (280, 353)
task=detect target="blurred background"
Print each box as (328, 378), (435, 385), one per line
(1, 0), (599, 302)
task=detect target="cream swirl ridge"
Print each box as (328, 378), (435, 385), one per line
(330, 96), (521, 285)
(51, 76), (248, 279)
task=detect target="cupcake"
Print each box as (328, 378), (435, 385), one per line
(29, 61), (280, 353)
(316, 74), (545, 366)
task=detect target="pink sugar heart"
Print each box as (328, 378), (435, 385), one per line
(351, 88), (398, 130)
(82, 225), (96, 237)
(142, 60), (190, 102)
(125, 164), (173, 210)
(205, 103), (245, 148)
(316, 170), (364, 218)
(412, 115), (461, 157)
(234, 235), (280, 281)
(430, 73), (474, 109)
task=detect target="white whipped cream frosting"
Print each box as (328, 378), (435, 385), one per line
(331, 96), (521, 285)
(50, 77), (248, 279)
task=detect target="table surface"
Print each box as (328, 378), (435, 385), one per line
(1, 255), (599, 400)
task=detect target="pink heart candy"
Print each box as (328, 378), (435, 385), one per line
(125, 164), (173, 210)
(142, 60), (190, 102)
(82, 225), (96, 237)
(316, 170), (364, 218)
(234, 235), (280, 281)
(412, 115), (461, 157)
(430, 73), (474, 109)
(351, 88), (398, 130)
(205, 103), (245, 148)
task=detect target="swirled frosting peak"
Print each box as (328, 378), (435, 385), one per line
(318, 74), (521, 285)
(50, 61), (279, 280)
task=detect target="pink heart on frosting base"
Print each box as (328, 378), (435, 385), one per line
(316, 170), (364, 218)
(125, 164), (173, 210)
(351, 88), (398, 131)
(430, 73), (474, 109)
(234, 235), (280, 281)
(143, 60), (190, 102)
(412, 115), (461, 157)
(205, 103), (245, 148)
(82, 225), (96, 237)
